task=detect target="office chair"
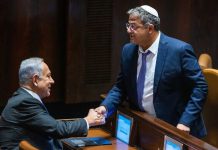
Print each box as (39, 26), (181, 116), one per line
(198, 53), (212, 69)
(202, 68), (218, 147)
(19, 140), (38, 150)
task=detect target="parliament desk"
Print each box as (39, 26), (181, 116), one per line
(62, 128), (136, 150)
(62, 107), (218, 150)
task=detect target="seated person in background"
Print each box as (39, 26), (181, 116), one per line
(95, 5), (208, 139)
(0, 57), (105, 150)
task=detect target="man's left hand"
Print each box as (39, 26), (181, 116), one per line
(176, 123), (190, 133)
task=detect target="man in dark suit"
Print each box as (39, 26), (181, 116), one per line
(95, 5), (208, 138)
(0, 57), (105, 149)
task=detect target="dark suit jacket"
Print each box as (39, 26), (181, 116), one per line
(101, 33), (208, 138)
(0, 88), (88, 150)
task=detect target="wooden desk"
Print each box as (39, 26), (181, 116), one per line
(100, 94), (218, 150)
(62, 128), (136, 150)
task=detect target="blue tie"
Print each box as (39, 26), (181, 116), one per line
(137, 51), (151, 111)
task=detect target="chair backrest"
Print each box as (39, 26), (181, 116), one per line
(19, 140), (39, 150)
(202, 68), (218, 147)
(198, 53), (212, 69)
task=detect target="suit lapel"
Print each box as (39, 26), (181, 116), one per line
(153, 34), (168, 97)
(16, 88), (49, 113)
(131, 46), (139, 99)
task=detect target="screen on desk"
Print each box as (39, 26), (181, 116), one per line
(115, 111), (133, 144)
(164, 135), (183, 150)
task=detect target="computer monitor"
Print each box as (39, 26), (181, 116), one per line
(163, 135), (183, 150)
(115, 111), (134, 145)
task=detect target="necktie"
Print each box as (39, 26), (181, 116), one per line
(137, 51), (151, 111)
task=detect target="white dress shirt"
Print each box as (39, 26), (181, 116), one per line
(137, 32), (161, 116)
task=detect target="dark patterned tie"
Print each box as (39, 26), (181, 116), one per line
(137, 51), (151, 111)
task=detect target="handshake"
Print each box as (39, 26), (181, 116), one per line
(84, 106), (107, 127)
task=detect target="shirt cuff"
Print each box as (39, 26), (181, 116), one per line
(84, 118), (89, 130)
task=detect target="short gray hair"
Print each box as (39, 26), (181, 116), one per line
(127, 6), (160, 31)
(19, 57), (44, 85)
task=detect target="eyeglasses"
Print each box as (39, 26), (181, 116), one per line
(126, 23), (139, 31)
(126, 23), (150, 31)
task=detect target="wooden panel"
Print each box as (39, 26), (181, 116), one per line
(1, 0), (218, 106)
(138, 120), (164, 149)
(103, 107), (218, 150)
(85, 0), (112, 84)
(0, 0), (65, 104)
(65, 0), (114, 103)
(65, 0), (87, 103)
(189, 0), (218, 67)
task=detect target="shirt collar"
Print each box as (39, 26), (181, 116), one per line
(138, 31), (161, 55)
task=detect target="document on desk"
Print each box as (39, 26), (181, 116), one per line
(62, 137), (112, 148)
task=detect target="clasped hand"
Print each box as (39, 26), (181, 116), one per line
(85, 108), (106, 127)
